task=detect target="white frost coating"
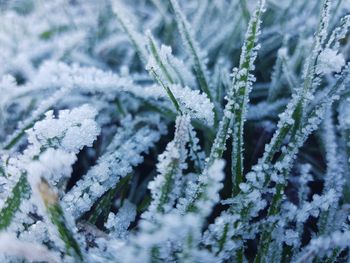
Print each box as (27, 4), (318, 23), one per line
(159, 45), (196, 87)
(0, 0), (349, 262)
(169, 0), (213, 99)
(338, 98), (350, 130)
(145, 30), (195, 88)
(33, 61), (213, 124)
(146, 47), (214, 125)
(106, 200), (136, 239)
(26, 149), (76, 186)
(31, 61), (135, 98)
(284, 190), (337, 223)
(170, 85), (214, 125)
(177, 159), (225, 216)
(316, 48), (345, 74)
(298, 164), (312, 203)
(145, 115), (190, 219)
(320, 108), (344, 226)
(196, 159), (225, 215)
(63, 116), (165, 218)
(122, 160), (225, 262)
(0, 233), (60, 263)
(26, 104), (100, 154)
(3, 85), (72, 150)
(139, 83), (214, 125)
(146, 44), (214, 125)
(296, 231), (350, 263)
(117, 212), (216, 263)
(112, 1), (148, 62)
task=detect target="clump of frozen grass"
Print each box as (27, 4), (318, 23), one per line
(0, 0), (349, 262)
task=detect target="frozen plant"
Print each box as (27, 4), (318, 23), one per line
(0, 0), (349, 262)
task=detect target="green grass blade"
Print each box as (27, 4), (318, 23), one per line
(39, 179), (83, 261)
(0, 173), (30, 230)
(112, 2), (147, 63)
(206, 0), (264, 177)
(146, 31), (175, 84)
(87, 175), (131, 224)
(168, 0), (213, 101)
(231, 0), (265, 194)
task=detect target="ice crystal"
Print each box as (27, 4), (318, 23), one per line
(316, 48), (345, 74)
(0, 0), (349, 262)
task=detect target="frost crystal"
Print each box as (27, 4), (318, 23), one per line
(106, 200), (136, 239)
(0, 0), (350, 262)
(316, 48), (345, 74)
(27, 104), (100, 154)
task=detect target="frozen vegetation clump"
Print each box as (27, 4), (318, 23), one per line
(0, 0), (350, 262)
